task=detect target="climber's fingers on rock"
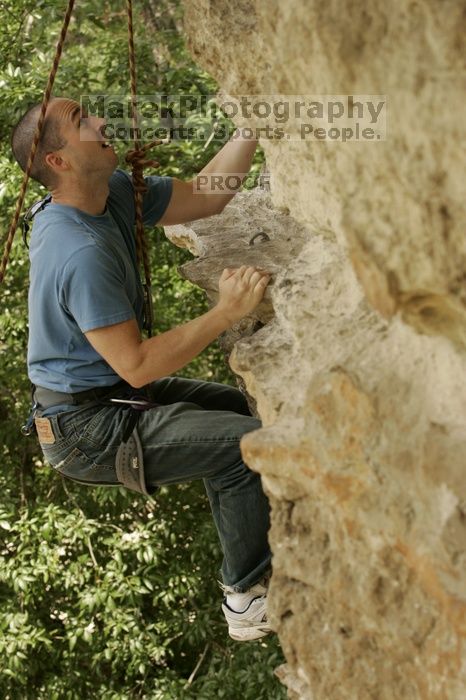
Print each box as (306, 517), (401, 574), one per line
(236, 265), (249, 278)
(242, 266), (260, 284)
(253, 272), (271, 296)
(224, 266), (250, 285)
(238, 265), (267, 284)
(241, 266), (270, 285)
(220, 266), (270, 288)
(247, 269), (267, 288)
(220, 267), (237, 280)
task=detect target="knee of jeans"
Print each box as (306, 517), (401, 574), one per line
(239, 416), (261, 435)
(229, 388), (253, 416)
(208, 457), (261, 492)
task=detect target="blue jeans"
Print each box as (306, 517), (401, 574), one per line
(38, 377), (272, 592)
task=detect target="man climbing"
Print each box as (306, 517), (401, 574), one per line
(11, 96), (272, 642)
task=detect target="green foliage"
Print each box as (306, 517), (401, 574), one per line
(0, 1), (283, 698)
(0, 483), (285, 699)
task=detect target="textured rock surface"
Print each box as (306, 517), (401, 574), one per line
(165, 189), (308, 415)
(174, 2), (466, 697)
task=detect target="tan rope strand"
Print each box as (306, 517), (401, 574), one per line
(0, 0), (76, 284)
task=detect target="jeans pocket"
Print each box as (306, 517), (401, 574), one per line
(53, 446), (118, 486)
(39, 426), (78, 464)
(56, 404), (103, 442)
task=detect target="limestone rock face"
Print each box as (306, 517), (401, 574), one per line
(175, 2), (466, 697)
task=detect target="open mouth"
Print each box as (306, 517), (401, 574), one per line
(101, 142), (112, 149)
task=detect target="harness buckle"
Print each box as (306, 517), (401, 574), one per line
(22, 194), (53, 248)
(21, 401), (39, 436)
(109, 395), (158, 411)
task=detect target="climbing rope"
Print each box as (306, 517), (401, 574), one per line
(0, 0), (160, 337)
(125, 0), (163, 335)
(0, 0), (76, 284)
(125, 140), (161, 288)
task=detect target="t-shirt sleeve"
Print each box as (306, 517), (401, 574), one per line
(109, 169), (173, 228)
(142, 174), (173, 226)
(59, 245), (136, 333)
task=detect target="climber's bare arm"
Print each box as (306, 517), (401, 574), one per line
(157, 131), (258, 225)
(84, 266), (270, 387)
(157, 178), (222, 224)
(85, 310), (230, 388)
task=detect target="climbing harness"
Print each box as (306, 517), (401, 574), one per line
(21, 401), (39, 437)
(115, 423), (149, 496)
(25, 381), (159, 495)
(113, 396), (159, 496)
(22, 193), (52, 249)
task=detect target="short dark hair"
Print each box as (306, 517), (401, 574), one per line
(11, 100), (66, 188)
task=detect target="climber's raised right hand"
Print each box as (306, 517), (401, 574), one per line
(215, 265), (271, 325)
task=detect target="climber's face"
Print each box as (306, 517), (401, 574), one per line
(44, 97), (118, 180)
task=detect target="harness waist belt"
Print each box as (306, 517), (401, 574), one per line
(34, 380), (132, 410)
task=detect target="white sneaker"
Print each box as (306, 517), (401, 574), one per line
(221, 577), (272, 641)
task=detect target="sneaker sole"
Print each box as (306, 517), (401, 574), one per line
(228, 626), (272, 642)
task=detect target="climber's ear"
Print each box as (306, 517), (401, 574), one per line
(44, 151), (71, 175)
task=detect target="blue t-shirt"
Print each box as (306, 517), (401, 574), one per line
(28, 168), (173, 394)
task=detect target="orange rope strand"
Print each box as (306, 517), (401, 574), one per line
(125, 0), (152, 286)
(126, 0), (164, 336)
(0, 0), (76, 284)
